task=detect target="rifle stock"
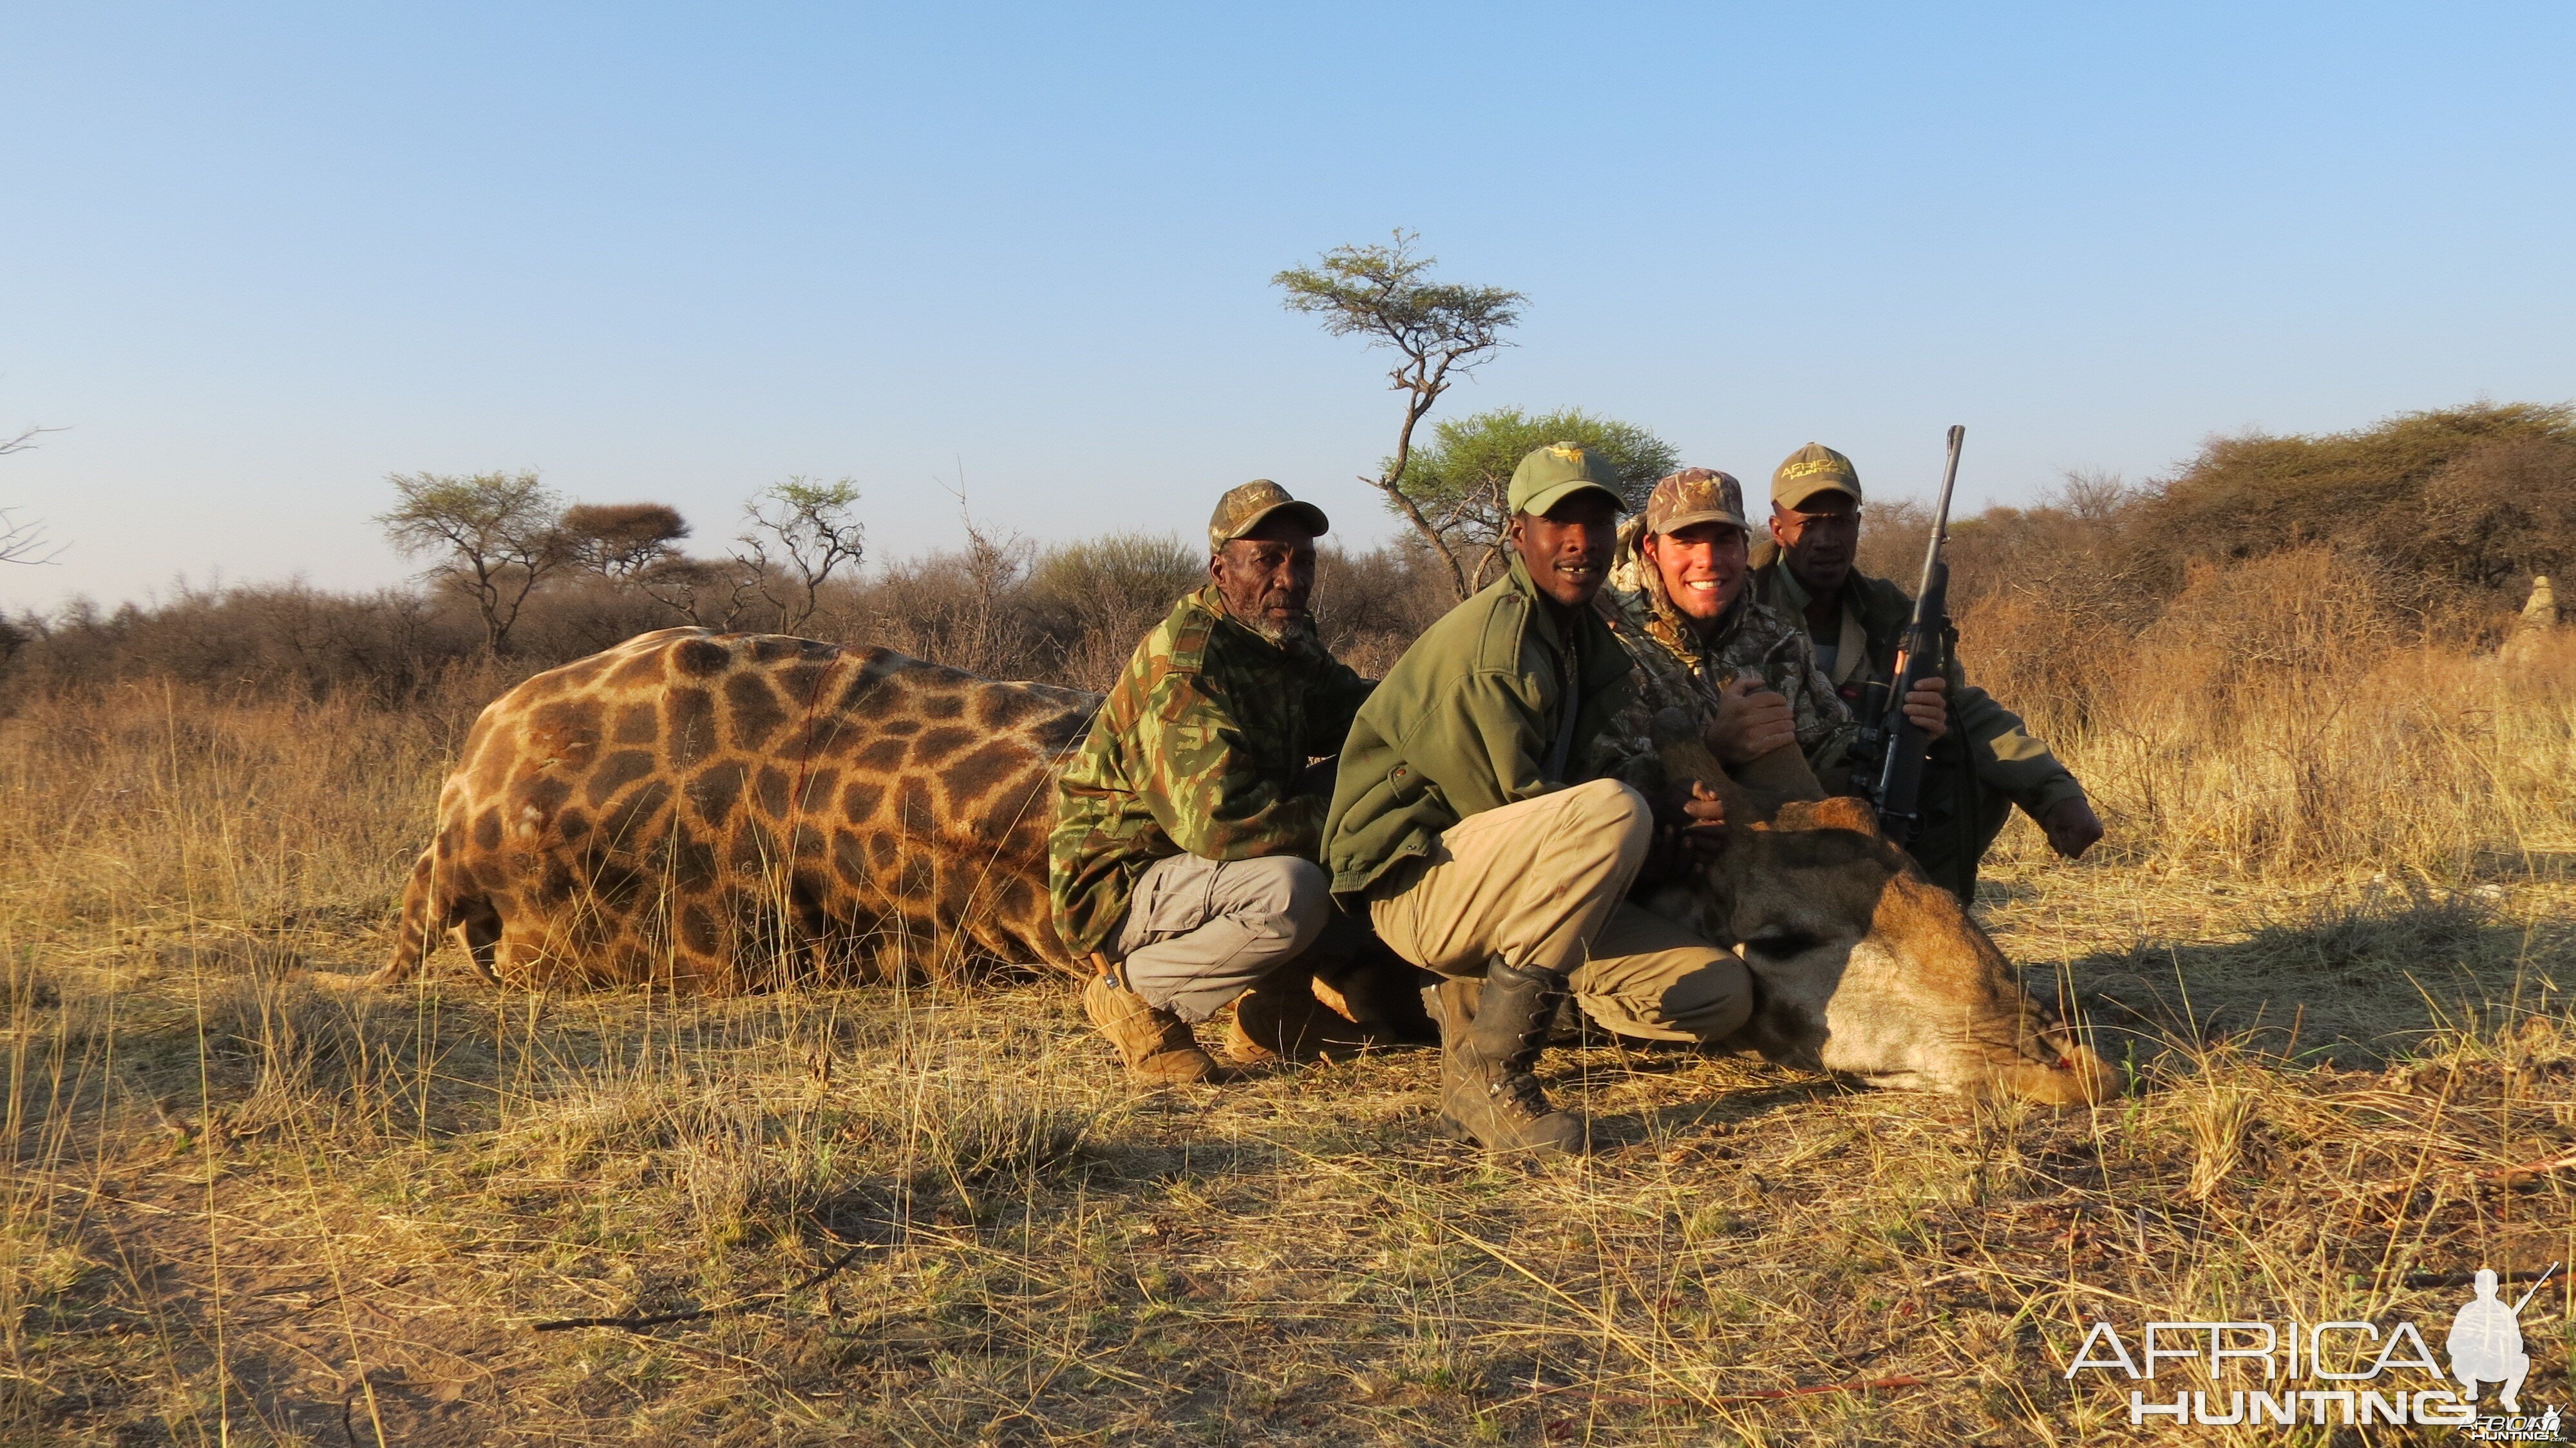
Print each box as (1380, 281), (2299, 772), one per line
(1870, 425), (1965, 844)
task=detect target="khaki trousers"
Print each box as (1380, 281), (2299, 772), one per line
(1110, 853), (1334, 1024)
(1367, 779), (1752, 1044)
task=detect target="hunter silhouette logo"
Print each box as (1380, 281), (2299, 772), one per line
(2452, 1266), (2553, 1413)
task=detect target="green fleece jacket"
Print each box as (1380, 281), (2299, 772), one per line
(1321, 556), (1635, 901)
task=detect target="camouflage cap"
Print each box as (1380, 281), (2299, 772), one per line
(1771, 443), (1863, 510)
(1641, 468), (1747, 537)
(1207, 480), (1329, 557)
(1508, 441), (1627, 518)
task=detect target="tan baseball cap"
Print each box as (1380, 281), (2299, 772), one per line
(1771, 443), (1862, 510)
(1207, 480), (1329, 556)
(1641, 468), (1747, 536)
(1508, 442), (1627, 517)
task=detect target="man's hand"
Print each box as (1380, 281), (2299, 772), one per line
(2038, 796), (2103, 859)
(1707, 676), (1797, 765)
(1901, 674), (1948, 741)
(1643, 779), (1730, 882)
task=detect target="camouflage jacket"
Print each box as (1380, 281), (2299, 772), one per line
(1593, 518), (1853, 795)
(1048, 586), (1374, 958)
(1748, 549), (2085, 817)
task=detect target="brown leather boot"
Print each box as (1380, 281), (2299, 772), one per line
(1224, 975), (1380, 1065)
(1083, 971), (1222, 1085)
(1434, 960), (1587, 1157)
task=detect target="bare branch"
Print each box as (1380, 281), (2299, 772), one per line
(638, 555), (760, 629)
(0, 423), (64, 457)
(0, 506), (63, 566)
(1, 422), (69, 564)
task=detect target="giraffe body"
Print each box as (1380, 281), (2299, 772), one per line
(377, 629), (1091, 991)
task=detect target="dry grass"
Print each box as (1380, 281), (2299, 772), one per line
(5, 636), (2575, 1445)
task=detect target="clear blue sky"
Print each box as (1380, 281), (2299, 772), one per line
(4, 3), (2571, 609)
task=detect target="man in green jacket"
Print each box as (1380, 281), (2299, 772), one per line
(1323, 444), (1749, 1157)
(1752, 443), (2104, 902)
(1051, 481), (1376, 1084)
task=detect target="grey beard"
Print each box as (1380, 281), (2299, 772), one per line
(1247, 612), (1315, 645)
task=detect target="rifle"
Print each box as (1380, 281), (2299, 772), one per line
(1859, 426), (1965, 845)
(2511, 1261), (2561, 1315)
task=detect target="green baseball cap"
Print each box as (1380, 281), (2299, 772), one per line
(1642, 468), (1747, 535)
(1771, 443), (1862, 510)
(1508, 442), (1627, 518)
(1207, 479), (1329, 557)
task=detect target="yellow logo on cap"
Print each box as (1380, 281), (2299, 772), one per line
(1549, 445), (1588, 464)
(1779, 458), (1847, 480)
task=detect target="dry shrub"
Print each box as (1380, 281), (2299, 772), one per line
(2134, 400), (2576, 603)
(1019, 532), (1202, 691)
(2423, 433), (2576, 597)
(840, 524), (1042, 680)
(1313, 541), (1455, 678)
(2148, 545), (2405, 671)
(1852, 495), (1935, 583)
(1975, 553), (2576, 875)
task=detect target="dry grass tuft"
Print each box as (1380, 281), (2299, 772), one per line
(2179, 1078), (2260, 1202)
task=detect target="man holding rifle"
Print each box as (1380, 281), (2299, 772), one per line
(1750, 442), (2103, 902)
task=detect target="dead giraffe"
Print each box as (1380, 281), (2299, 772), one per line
(375, 628), (1092, 991)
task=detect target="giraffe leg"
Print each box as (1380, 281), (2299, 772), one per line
(375, 847), (476, 985)
(457, 906), (505, 985)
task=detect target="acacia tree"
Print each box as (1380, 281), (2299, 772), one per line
(737, 477), (865, 632)
(1397, 406), (1678, 589)
(560, 502), (692, 583)
(1276, 232), (1524, 600)
(377, 470), (568, 653)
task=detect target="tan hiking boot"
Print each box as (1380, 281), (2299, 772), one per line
(1223, 977), (1380, 1065)
(1083, 973), (1222, 1085)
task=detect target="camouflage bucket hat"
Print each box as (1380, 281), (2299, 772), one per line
(1771, 443), (1863, 510)
(1642, 468), (1747, 536)
(1208, 480), (1330, 557)
(1508, 442), (1627, 517)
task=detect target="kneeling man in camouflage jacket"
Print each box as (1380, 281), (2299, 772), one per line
(1049, 481), (1376, 1084)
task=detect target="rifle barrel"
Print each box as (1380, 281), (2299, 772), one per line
(2511, 1261), (2562, 1313)
(1916, 424), (1964, 598)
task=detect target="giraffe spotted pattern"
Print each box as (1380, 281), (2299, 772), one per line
(375, 629), (1095, 991)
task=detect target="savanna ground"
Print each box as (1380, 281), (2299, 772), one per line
(6, 611), (2576, 1447)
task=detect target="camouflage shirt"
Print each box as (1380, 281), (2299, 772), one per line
(1048, 585), (1374, 958)
(1593, 517), (1853, 794)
